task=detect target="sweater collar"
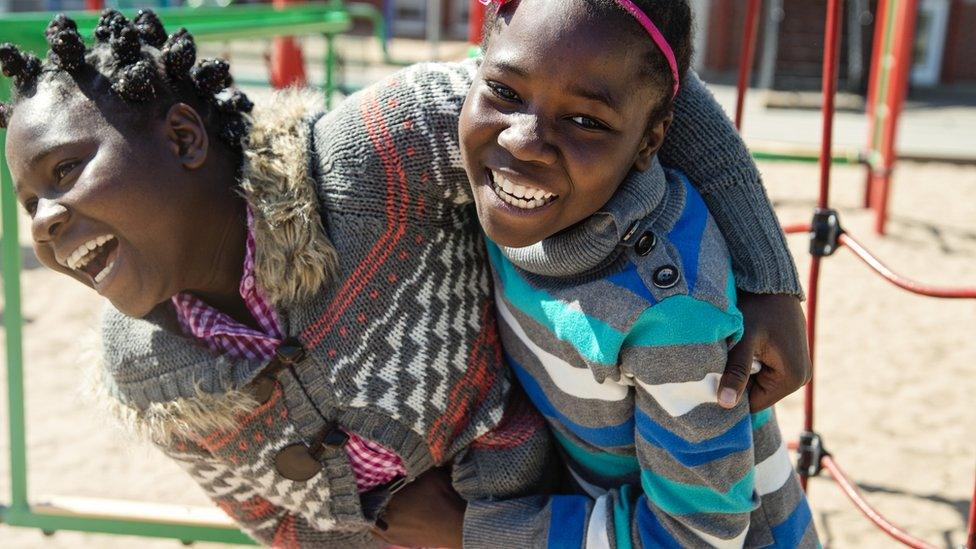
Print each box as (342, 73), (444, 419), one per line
(499, 158), (674, 277)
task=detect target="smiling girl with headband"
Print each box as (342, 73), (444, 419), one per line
(2, 3), (813, 548)
(442, 0), (819, 546)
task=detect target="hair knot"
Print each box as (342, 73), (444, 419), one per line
(112, 59), (157, 102)
(134, 10), (167, 49)
(216, 89), (254, 114)
(191, 58), (232, 97)
(161, 28), (196, 81)
(111, 23), (142, 66)
(0, 44), (41, 90)
(94, 9), (128, 43)
(48, 28), (87, 71)
(45, 14), (79, 41)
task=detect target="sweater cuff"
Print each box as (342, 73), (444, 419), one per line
(702, 182), (804, 298)
(462, 498), (550, 549)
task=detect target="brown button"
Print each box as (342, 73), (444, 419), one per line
(250, 377), (276, 405)
(274, 339), (306, 365)
(274, 443), (322, 481)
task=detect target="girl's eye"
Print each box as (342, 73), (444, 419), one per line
(24, 198), (38, 217)
(485, 80), (521, 103)
(54, 161), (80, 183)
(569, 115), (609, 131)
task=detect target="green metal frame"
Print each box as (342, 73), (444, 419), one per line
(0, 4), (354, 544)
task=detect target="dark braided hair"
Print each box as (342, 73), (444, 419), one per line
(0, 10), (252, 151)
(483, 0), (693, 124)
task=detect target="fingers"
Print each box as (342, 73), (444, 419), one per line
(719, 337), (755, 408)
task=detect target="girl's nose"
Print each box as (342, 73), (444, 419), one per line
(497, 115), (557, 165)
(31, 198), (70, 243)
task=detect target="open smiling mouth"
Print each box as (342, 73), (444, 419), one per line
(488, 170), (559, 210)
(65, 235), (120, 285)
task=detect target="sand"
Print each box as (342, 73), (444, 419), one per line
(0, 158), (973, 548)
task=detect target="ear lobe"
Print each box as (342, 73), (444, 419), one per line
(164, 103), (208, 170)
(633, 112), (673, 172)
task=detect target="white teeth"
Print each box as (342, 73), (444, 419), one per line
(490, 171), (556, 210)
(65, 234), (116, 271)
(94, 260), (115, 284)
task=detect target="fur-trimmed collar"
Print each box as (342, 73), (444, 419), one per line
(238, 88), (339, 306)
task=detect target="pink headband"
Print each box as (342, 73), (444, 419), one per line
(479, 0), (680, 98)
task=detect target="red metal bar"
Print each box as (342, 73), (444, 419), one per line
(817, 0), (843, 210)
(820, 455), (940, 548)
(839, 234), (976, 298)
(968, 470), (976, 549)
(469, 0), (488, 44)
(85, 0), (104, 10)
(269, 0), (308, 88)
(870, 0), (918, 234)
(863, 0), (890, 208)
(734, 0), (763, 130)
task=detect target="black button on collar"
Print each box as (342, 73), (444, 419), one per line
(653, 265), (680, 289)
(274, 338), (306, 365)
(321, 428), (350, 449)
(635, 231), (657, 256)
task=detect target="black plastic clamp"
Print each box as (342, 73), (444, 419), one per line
(795, 430), (828, 478)
(809, 208), (842, 257)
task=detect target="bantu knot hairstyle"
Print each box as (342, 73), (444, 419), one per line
(46, 15), (86, 72)
(134, 9), (167, 49)
(0, 10), (253, 146)
(0, 43), (42, 91)
(161, 28), (196, 82)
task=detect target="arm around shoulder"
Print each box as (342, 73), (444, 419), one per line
(659, 70), (802, 297)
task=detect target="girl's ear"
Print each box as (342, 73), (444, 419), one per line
(633, 112), (673, 172)
(164, 103), (209, 170)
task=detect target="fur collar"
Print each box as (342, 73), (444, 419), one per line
(238, 88), (339, 306)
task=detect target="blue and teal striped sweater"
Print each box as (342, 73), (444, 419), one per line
(466, 160), (818, 548)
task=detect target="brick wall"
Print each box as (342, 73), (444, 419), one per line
(942, 0), (976, 82)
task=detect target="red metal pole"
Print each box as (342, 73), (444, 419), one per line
(863, 0), (889, 208)
(85, 0), (104, 10)
(269, 0), (308, 89)
(870, 0), (918, 235)
(800, 0), (844, 493)
(734, 0), (763, 130)
(469, 0), (488, 44)
(968, 468), (976, 549)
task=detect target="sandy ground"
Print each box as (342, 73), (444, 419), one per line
(0, 44), (974, 546)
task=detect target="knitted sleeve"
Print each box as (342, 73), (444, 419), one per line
(659, 71), (802, 297)
(158, 437), (381, 548)
(462, 298), (817, 548)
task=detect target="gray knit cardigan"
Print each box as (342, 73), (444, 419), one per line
(98, 60), (800, 547)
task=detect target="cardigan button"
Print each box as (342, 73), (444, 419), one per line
(635, 232), (657, 256)
(274, 443), (321, 481)
(274, 339), (306, 365)
(250, 377), (276, 405)
(653, 265), (680, 289)
(321, 428), (349, 449)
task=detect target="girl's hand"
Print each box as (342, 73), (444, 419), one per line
(372, 467), (465, 549)
(718, 292), (812, 412)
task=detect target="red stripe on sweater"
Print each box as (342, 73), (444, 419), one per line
(302, 90), (410, 348)
(427, 300), (501, 462)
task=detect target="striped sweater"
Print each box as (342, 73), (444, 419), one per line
(464, 159), (819, 548)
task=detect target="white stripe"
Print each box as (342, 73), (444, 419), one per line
(755, 441), (794, 496)
(567, 465), (608, 499)
(495, 298), (629, 401)
(692, 524), (748, 549)
(585, 495), (612, 549)
(634, 373), (722, 417)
